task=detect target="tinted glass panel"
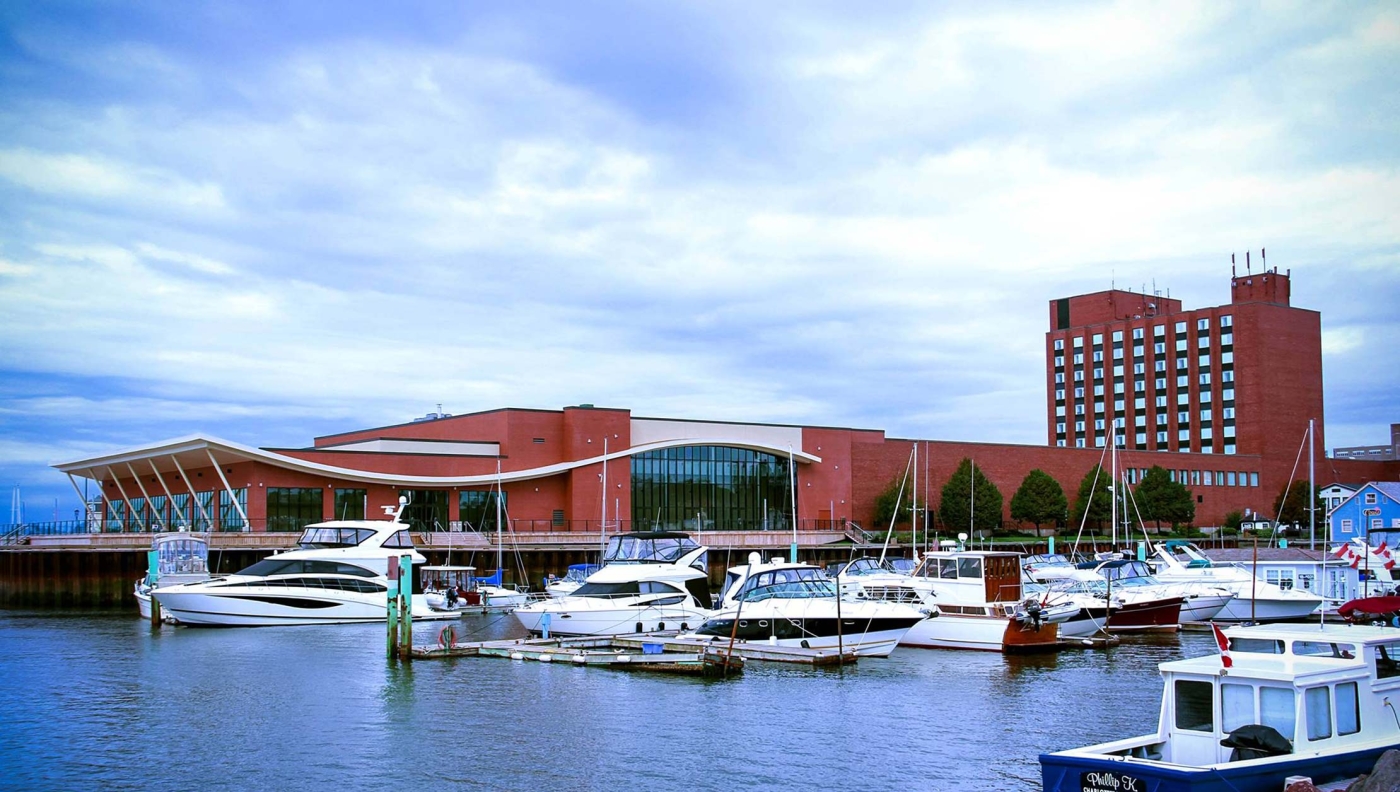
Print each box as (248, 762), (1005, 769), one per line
(630, 446), (793, 532)
(1175, 680), (1213, 732)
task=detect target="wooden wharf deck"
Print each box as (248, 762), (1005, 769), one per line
(409, 632), (857, 667)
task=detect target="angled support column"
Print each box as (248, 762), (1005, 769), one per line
(171, 455), (211, 529)
(104, 465), (145, 532)
(206, 450), (249, 530)
(126, 462), (166, 531)
(148, 459), (187, 528)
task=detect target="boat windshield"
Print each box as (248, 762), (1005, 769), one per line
(841, 558), (891, 576)
(563, 565), (600, 583)
(298, 527), (375, 549)
(735, 568), (836, 602)
(236, 558), (380, 578)
(602, 534), (700, 564)
(155, 536), (209, 575)
(570, 581), (641, 598)
(1097, 561), (1157, 582)
(1024, 554), (1070, 568)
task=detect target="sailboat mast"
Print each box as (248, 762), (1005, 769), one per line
(912, 442), (918, 561)
(970, 459), (975, 538)
(1308, 419), (1315, 552)
(789, 446), (798, 563)
(1111, 424), (1118, 548)
(495, 458), (503, 576)
(601, 438), (608, 560)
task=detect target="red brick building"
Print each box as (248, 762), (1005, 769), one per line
(55, 272), (1397, 536)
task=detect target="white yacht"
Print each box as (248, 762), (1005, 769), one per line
(152, 502), (452, 626)
(1150, 541), (1322, 622)
(680, 554), (927, 657)
(545, 564), (599, 598)
(1087, 558), (1234, 624)
(513, 532), (713, 636)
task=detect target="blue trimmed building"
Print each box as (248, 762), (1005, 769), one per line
(1329, 482), (1400, 545)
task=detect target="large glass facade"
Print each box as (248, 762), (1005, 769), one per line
(631, 445), (793, 532)
(399, 489), (448, 531)
(219, 488), (248, 532)
(334, 488), (366, 521)
(459, 490), (506, 532)
(266, 487), (324, 532)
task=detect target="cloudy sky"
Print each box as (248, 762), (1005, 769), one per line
(1, 1), (1397, 520)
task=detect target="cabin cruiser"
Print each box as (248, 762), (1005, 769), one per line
(152, 502), (453, 626)
(1041, 622), (1400, 792)
(1022, 553), (1079, 583)
(513, 532), (712, 636)
(1061, 561), (1185, 632)
(1089, 559), (1233, 624)
(681, 554), (926, 657)
(1150, 541), (1322, 622)
(545, 564), (600, 598)
(135, 532), (211, 622)
(845, 550), (1063, 652)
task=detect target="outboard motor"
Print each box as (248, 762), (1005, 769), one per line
(1020, 597), (1044, 629)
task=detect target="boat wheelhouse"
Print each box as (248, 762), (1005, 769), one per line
(1041, 622), (1400, 792)
(135, 532), (211, 621)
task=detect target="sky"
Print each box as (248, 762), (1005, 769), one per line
(1, 1), (1397, 521)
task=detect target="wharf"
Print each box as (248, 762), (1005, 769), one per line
(410, 632), (858, 667)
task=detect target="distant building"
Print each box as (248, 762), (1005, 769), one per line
(1328, 482), (1400, 546)
(1333, 423), (1400, 462)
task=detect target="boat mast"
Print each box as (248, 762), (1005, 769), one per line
(600, 438), (608, 563)
(912, 442), (919, 562)
(969, 458), (975, 546)
(789, 446), (798, 563)
(495, 458), (503, 580)
(1111, 424), (1118, 549)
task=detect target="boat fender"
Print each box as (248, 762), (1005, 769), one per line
(438, 625), (457, 649)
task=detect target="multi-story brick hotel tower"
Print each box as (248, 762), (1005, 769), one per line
(1045, 264), (1323, 465)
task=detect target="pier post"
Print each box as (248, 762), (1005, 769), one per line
(399, 555), (413, 661)
(147, 550), (161, 628)
(387, 555), (400, 659)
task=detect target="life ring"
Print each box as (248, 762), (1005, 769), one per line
(438, 624), (457, 649)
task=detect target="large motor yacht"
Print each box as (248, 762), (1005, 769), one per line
(1150, 541), (1322, 622)
(152, 502), (449, 626)
(681, 554), (927, 657)
(513, 531), (713, 636)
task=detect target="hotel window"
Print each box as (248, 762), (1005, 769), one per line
(1094, 367), (1104, 379)
(1178, 410), (1190, 423)
(1198, 318), (1210, 331)
(1095, 419), (1105, 430)
(1094, 385), (1104, 396)
(1055, 405), (1065, 417)
(1134, 380), (1145, 393)
(1075, 420), (1085, 431)
(1135, 397), (1145, 410)
(1157, 431), (1168, 444)
(1198, 354), (1211, 367)
(1250, 472), (1259, 487)
(1180, 429), (1191, 442)
(1055, 388), (1065, 400)
(1224, 426), (1236, 438)
(1075, 404), (1085, 415)
(1114, 399), (1125, 411)
(1074, 353), (1084, 364)
(1157, 414), (1167, 426)
(1073, 336), (1084, 348)
(1056, 422), (1065, 433)
(1227, 472), (1237, 486)
(1093, 333), (1103, 345)
(1156, 377), (1167, 390)
(1056, 440), (1066, 447)
(1201, 427), (1213, 440)
(1203, 471), (1213, 485)
(1114, 383), (1124, 395)
(1175, 321), (1187, 333)
(1221, 351), (1234, 364)
(1133, 344), (1144, 357)
(1198, 335), (1211, 349)
(1156, 395), (1167, 408)
(1220, 315), (1233, 328)
(1074, 388), (1084, 400)
(1133, 327), (1144, 340)
(1154, 342), (1166, 354)
(1094, 350), (1104, 362)
(1054, 339), (1064, 350)
(1055, 355), (1064, 367)
(1154, 325), (1165, 337)
(1176, 356), (1187, 369)
(1135, 415), (1146, 427)
(1224, 388), (1235, 401)
(1201, 408), (1212, 421)
(1199, 389), (1212, 402)
(1136, 432), (1147, 445)
(1222, 332), (1233, 346)
(1094, 401), (1105, 413)
(1178, 393), (1190, 405)
(1191, 470), (1200, 485)
(1222, 370), (1235, 383)
(1178, 375), (1189, 388)
(1199, 373), (1212, 386)
(1112, 330), (1124, 343)
(1055, 372), (1065, 383)
(1113, 347), (1124, 360)
(1176, 339), (1188, 352)
(1155, 360), (1166, 372)
(1133, 363), (1144, 375)
(1075, 370), (1084, 381)
(1076, 438), (1085, 448)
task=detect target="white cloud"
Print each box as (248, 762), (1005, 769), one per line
(0, 148), (226, 210)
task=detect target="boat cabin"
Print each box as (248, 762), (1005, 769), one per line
(912, 551), (1029, 606)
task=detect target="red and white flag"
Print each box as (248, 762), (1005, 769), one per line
(1379, 542), (1396, 570)
(1212, 622), (1232, 668)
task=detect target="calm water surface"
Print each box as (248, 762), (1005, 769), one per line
(0, 610), (1215, 791)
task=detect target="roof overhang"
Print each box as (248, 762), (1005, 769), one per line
(53, 433), (822, 488)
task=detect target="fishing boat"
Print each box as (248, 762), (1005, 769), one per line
(682, 553), (927, 657)
(135, 532), (211, 621)
(1040, 622), (1400, 792)
(512, 531), (713, 636)
(152, 499), (454, 626)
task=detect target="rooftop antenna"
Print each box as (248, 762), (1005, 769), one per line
(1246, 250), (1251, 273)
(1231, 253), (1235, 277)
(1262, 247), (1266, 270)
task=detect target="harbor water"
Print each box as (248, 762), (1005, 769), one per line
(0, 609), (1215, 791)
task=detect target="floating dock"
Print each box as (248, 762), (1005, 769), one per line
(410, 632), (858, 670)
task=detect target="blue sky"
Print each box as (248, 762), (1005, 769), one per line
(1, 1), (1397, 521)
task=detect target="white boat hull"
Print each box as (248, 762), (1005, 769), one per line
(514, 599), (710, 636)
(154, 586), (450, 626)
(1215, 593), (1321, 622)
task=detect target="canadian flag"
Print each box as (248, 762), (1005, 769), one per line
(1379, 542), (1396, 571)
(1212, 622), (1233, 668)
(1334, 544), (1352, 560)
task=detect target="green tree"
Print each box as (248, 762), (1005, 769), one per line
(939, 458), (1004, 534)
(1135, 465), (1195, 529)
(873, 475), (913, 529)
(1071, 465), (1112, 529)
(1010, 469), (1068, 529)
(1272, 481), (1326, 528)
